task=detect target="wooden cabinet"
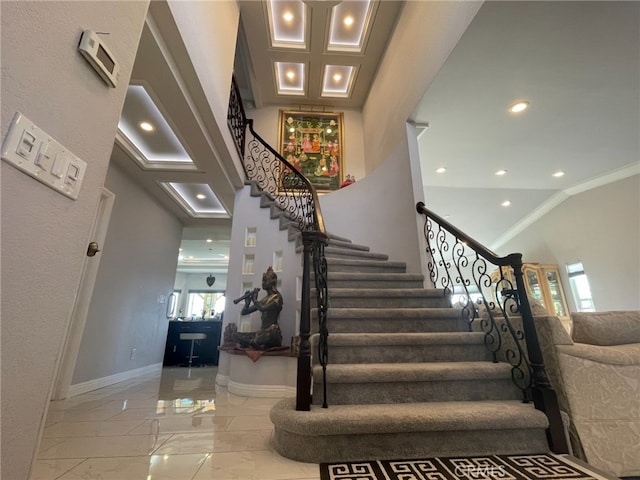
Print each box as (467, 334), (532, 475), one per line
(491, 263), (569, 323)
(163, 321), (223, 366)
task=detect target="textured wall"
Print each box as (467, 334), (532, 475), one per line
(500, 175), (640, 311)
(72, 162), (182, 385)
(0, 2), (149, 478)
(217, 185), (301, 382)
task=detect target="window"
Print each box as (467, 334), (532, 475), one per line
(167, 290), (181, 318)
(566, 262), (595, 312)
(186, 291), (226, 319)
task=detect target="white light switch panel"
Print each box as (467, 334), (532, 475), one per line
(1, 112), (87, 200)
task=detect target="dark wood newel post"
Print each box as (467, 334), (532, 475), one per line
(296, 233), (313, 411)
(513, 261), (568, 453)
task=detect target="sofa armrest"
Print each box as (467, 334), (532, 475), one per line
(557, 342), (640, 366)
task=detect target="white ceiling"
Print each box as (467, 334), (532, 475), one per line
(117, 1), (639, 273)
(413, 1), (639, 250)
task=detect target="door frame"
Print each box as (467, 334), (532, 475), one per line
(51, 187), (115, 400)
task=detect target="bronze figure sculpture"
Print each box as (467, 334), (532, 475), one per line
(232, 267), (283, 350)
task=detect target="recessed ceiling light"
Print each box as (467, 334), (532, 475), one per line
(501, 200), (511, 207)
(282, 11), (293, 22)
(206, 239), (212, 243)
(333, 73), (342, 82)
(139, 121), (154, 132)
(196, 194), (206, 200)
(552, 171), (565, 177)
(436, 167), (447, 174)
(344, 15), (354, 27)
(178, 248), (183, 252)
(509, 101), (529, 113)
(495, 169), (507, 176)
(286, 71), (295, 80)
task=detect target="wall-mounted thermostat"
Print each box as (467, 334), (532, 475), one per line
(78, 30), (120, 88)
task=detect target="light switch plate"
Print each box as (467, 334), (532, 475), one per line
(1, 112), (87, 200)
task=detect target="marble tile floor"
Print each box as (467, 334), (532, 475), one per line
(31, 366), (320, 480)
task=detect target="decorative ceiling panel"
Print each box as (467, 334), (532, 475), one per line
(328, 0), (373, 52)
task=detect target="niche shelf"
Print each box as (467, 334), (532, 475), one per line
(243, 254), (255, 275)
(245, 227), (257, 247)
(273, 250), (283, 272)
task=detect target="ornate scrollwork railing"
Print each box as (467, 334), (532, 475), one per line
(228, 77), (329, 411)
(416, 201), (568, 453)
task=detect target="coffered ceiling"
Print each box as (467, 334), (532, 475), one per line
(236, 0), (402, 108)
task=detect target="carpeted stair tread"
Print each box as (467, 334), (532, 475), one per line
(314, 272), (425, 289)
(326, 257), (406, 268)
(317, 331), (485, 346)
(323, 247), (388, 260)
(327, 288), (446, 298)
(321, 272), (424, 282)
(321, 307), (462, 319)
(314, 361), (513, 383)
(271, 397), (548, 436)
(298, 245), (389, 260)
(327, 238), (370, 251)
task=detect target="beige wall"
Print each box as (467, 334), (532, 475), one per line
(362, 1), (482, 174)
(500, 175), (640, 311)
(72, 162), (182, 385)
(166, 0), (245, 190)
(0, 2), (150, 478)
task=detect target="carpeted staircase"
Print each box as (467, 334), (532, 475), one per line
(250, 183), (550, 464)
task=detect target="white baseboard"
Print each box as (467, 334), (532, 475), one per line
(228, 380), (296, 398)
(215, 373), (230, 387)
(68, 363), (163, 397)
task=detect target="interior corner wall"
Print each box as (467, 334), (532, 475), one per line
(248, 106), (366, 181)
(0, 2), (149, 479)
(72, 162), (182, 385)
(498, 175), (640, 312)
(362, 0), (482, 174)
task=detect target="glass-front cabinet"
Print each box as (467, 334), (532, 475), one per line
(491, 263), (569, 324)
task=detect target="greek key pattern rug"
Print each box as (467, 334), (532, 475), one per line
(320, 454), (613, 480)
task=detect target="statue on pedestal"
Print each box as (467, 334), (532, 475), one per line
(232, 267), (283, 350)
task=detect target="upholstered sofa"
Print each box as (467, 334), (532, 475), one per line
(535, 311), (640, 478)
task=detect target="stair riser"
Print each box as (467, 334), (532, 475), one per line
(272, 428), (549, 463)
(313, 379), (522, 405)
(324, 250), (389, 261)
(322, 279), (425, 289)
(327, 263), (407, 274)
(312, 318), (470, 334)
(327, 241), (369, 252)
(299, 237), (371, 252)
(312, 345), (493, 364)
(325, 297), (452, 308)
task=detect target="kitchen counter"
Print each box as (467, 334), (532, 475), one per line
(163, 320), (223, 366)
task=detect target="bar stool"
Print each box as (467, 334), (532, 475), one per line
(180, 332), (207, 367)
